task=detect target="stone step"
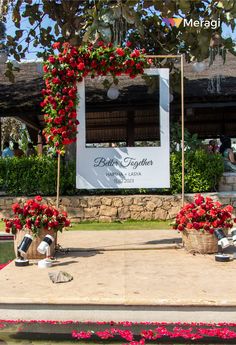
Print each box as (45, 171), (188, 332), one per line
(218, 172), (236, 192)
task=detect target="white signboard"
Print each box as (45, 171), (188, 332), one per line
(76, 68), (170, 189)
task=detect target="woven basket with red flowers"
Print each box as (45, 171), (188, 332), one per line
(4, 196), (70, 259)
(173, 194), (235, 254)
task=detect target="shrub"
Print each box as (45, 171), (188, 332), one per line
(0, 150), (224, 196)
(170, 149), (224, 194)
(0, 157), (76, 196)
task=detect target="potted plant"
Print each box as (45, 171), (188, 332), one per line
(173, 194), (235, 254)
(3, 196), (70, 259)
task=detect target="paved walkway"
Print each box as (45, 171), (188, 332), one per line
(1, 230), (236, 322)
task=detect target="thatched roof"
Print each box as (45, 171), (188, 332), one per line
(0, 52), (236, 140)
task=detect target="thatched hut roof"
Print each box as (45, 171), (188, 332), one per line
(0, 52), (236, 140)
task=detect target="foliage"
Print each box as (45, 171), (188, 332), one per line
(1, 117), (30, 149)
(170, 149), (224, 194)
(173, 193), (235, 233)
(0, 152), (224, 196)
(0, 21), (6, 47)
(1, 1), (236, 80)
(41, 41), (149, 152)
(3, 195), (70, 237)
(0, 156), (75, 196)
(170, 122), (202, 152)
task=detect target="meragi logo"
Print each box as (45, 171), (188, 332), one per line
(163, 18), (183, 28)
(163, 18), (221, 29)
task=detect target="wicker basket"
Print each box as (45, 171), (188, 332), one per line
(182, 229), (227, 254)
(14, 228), (57, 259)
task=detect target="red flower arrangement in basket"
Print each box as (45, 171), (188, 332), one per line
(3, 196), (70, 237)
(173, 194), (235, 234)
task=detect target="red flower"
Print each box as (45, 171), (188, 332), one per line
(42, 42), (147, 151)
(195, 194), (204, 205)
(77, 62), (85, 70)
(43, 65), (48, 73)
(116, 47), (125, 56)
(67, 69), (75, 77)
(48, 56), (56, 64)
(224, 205), (233, 213)
(193, 222), (200, 230)
(12, 203), (21, 213)
(198, 208), (206, 216)
(173, 194), (234, 233)
(130, 49), (140, 58)
(52, 77), (61, 85)
(52, 42), (60, 49)
(4, 197), (70, 236)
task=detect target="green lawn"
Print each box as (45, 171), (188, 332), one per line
(0, 220), (172, 232)
(0, 241), (15, 264)
(69, 220), (172, 231)
(0, 221), (4, 231)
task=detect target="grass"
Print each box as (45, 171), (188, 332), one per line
(69, 220), (172, 231)
(0, 241), (15, 264)
(0, 220), (172, 232)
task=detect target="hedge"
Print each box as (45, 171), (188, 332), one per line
(0, 156), (75, 196)
(170, 150), (224, 194)
(0, 150), (224, 196)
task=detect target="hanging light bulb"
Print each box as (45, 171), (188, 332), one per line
(107, 85), (120, 100)
(192, 62), (206, 73)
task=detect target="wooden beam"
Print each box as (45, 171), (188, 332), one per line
(16, 116), (41, 131)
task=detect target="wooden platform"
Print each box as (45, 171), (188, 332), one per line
(1, 230), (236, 326)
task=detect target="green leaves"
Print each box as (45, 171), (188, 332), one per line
(170, 150), (224, 194)
(0, 152), (223, 196)
(0, 157), (76, 196)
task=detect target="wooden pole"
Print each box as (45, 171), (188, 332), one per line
(0, 118), (2, 153)
(181, 54), (185, 207)
(145, 54), (185, 205)
(37, 131), (43, 156)
(56, 153), (61, 209)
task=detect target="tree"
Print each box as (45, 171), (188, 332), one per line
(1, 117), (30, 150)
(1, 0), (236, 64)
(0, 21), (6, 48)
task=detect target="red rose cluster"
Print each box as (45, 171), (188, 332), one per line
(4, 196), (70, 237)
(173, 194), (235, 233)
(41, 41), (149, 152)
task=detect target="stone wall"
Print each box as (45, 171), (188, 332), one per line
(0, 193), (236, 222)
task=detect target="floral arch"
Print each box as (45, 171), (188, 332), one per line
(41, 41), (151, 153)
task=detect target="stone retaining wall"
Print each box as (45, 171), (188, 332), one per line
(0, 193), (236, 222)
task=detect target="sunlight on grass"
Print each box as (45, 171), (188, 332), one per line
(69, 220), (172, 231)
(0, 221), (4, 231)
